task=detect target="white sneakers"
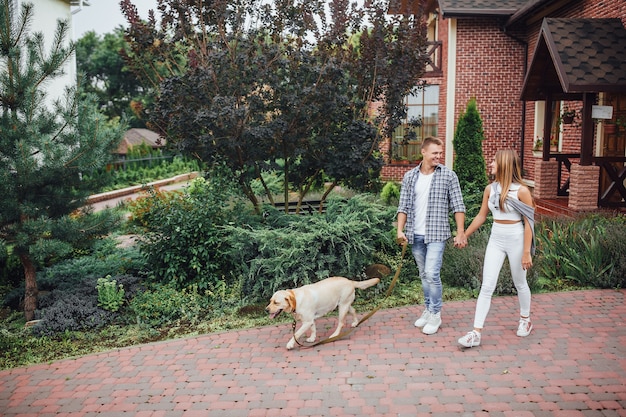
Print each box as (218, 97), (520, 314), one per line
(458, 330), (481, 347)
(423, 312), (442, 334)
(517, 317), (533, 337)
(458, 317), (533, 348)
(414, 310), (442, 334)
(414, 310), (431, 328)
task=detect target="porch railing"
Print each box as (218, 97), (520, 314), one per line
(594, 156), (626, 207)
(423, 41), (442, 75)
(549, 153), (626, 207)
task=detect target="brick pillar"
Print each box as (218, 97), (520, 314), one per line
(568, 164), (599, 211)
(533, 159), (559, 199)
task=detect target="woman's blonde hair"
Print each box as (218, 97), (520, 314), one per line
(494, 149), (528, 210)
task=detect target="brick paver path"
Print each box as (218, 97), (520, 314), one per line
(1, 289), (625, 416)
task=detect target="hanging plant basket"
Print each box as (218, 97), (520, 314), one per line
(562, 115), (574, 124)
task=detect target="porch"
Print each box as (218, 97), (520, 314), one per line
(521, 18), (626, 212)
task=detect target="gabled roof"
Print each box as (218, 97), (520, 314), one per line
(116, 128), (166, 155)
(520, 18), (626, 101)
(437, 0), (528, 18)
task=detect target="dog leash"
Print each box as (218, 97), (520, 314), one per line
(292, 242), (407, 348)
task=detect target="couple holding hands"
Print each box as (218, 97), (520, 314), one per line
(396, 137), (535, 348)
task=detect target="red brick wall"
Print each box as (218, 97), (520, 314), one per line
(453, 18), (526, 173)
(381, 163), (416, 182)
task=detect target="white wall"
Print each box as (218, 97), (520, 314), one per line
(23, 0), (77, 109)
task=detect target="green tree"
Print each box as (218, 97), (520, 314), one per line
(76, 27), (146, 127)
(0, 0), (124, 320)
(453, 98), (489, 196)
(121, 0), (428, 213)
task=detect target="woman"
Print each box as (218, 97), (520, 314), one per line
(454, 149), (535, 348)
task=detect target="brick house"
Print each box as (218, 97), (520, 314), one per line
(381, 0), (626, 213)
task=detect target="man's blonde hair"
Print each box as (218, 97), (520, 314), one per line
(421, 136), (442, 150)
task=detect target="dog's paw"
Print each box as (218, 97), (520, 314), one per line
(351, 321), (359, 328)
(306, 335), (316, 343)
(286, 338), (296, 350)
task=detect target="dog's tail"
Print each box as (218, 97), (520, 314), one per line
(353, 277), (380, 289)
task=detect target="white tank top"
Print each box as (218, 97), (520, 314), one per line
(488, 183), (523, 221)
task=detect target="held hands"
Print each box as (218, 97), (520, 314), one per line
(453, 232), (468, 248)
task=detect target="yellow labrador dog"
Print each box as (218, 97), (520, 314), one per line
(266, 276), (380, 349)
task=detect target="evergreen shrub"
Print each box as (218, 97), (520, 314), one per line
(224, 194), (397, 300)
(453, 98), (489, 197)
(380, 181), (400, 206)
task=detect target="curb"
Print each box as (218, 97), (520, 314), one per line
(85, 172), (199, 204)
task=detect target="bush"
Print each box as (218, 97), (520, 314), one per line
(380, 181), (400, 206)
(536, 214), (626, 289)
(128, 282), (212, 328)
(31, 274), (143, 337)
(129, 174), (245, 290)
(224, 194), (397, 301)
(32, 291), (113, 337)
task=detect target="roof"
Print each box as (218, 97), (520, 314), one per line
(116, 128), (166, 155)
(520, 18), (626, 101)
(437, 0), (528, 18)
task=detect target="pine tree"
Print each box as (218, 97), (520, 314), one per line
(0, 0), (124, 320)
(453, 98), (489, 196)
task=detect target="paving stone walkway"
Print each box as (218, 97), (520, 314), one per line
(1, 289), (625, 417)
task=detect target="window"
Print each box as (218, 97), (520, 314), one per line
(391, 85), (439, 162)
(533, 100), (563, 152)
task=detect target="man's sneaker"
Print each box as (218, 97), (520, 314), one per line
(414, 310), (431, 327)
(517, 317), (533, 337)
(422, 312), (442, 334)
(458, 330), (481, 348)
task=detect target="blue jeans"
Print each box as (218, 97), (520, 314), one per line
(411, 235), (446, 314)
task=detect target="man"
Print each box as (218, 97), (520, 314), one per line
(396, 136), (466, 335)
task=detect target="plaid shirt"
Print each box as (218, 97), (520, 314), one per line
(397, 164), (466, 244)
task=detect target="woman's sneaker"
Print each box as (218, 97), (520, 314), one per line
(517, 317), (533, 337)
(414, 310), (431, 327)
(458, 330), (481, 348)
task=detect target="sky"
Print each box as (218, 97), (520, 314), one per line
(72, 0), (159, 40)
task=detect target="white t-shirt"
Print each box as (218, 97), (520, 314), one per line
(413, 172), (433, 235)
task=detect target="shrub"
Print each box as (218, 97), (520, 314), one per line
(130, 173), (244, 290)
(32, 274), (143, 337)
(536, 214), (626, 289)
(380, 181), (400, 206)
(224, 194), (397, 301)
(128, 282), (212, 328)
(32, 291), (113, 337)
(453, 98), (489, 197)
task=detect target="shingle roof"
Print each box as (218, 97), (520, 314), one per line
(116, 128), (166, 155)
(521, 18), (626, 100)
(437, 0), (529, 18)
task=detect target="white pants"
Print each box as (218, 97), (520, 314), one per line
(473, 222), (531, 329)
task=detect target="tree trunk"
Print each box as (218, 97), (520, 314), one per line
(19, 253), (38, 321)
